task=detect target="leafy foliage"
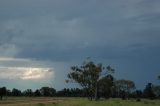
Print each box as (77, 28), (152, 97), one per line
(143, 83), (155, 99)
(67, 59), (114, 100)
(114, 79), (135, 99)
(0, 87), (6, 100)
(153, 85), (160, 98)
(40, 87), (56, 97)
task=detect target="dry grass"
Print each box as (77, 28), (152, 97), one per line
(0, 97), (160, 106)
(0, 97), (64, 106)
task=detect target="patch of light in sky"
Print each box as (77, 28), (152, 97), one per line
(0, 67), (54, 80)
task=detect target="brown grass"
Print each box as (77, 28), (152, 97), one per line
(0, 97), (64, 106)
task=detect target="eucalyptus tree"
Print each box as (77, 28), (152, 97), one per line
(40, 87), (56, 96)
(143, 83), (155, 99)
(153, 85), (160, 98)
(23, 89), (33, 97)
(67, 59), (114, 100)
(98, 74), (114, 98)
(114, 79), (135, 99)
(0, 87), (6, 100)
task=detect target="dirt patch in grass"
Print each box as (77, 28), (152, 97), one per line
(0, 97), (64, 106)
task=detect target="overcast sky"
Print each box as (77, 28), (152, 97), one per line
(0, 0), (160, 90)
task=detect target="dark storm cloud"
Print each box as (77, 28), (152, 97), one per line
(0, 0), (158, 60)
(0, 0), (159, 62)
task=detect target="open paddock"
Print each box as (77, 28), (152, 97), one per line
(0, 97), (160, 106)
(0, 97), (64, 106)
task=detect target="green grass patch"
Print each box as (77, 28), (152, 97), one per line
(43, 98), (160, 106)
(0, 97), (160, 106)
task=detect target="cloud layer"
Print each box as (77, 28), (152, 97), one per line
(0, 0), (160, 61)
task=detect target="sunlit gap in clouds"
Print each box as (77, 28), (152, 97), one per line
(0, 57), (54, 81)
(0, 67), (54, 80)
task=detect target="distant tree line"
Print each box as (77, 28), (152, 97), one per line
(0, 82), (160, 101)
(0, 87), (56, 100)
(0, 81), (159, 101)
(0, 86), (86, 100)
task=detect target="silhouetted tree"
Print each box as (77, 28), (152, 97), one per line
(23, 89), (33, 97)
(6, 89), (12, 96)
(0, 87), (7, 100)
(136, 90), (143, 98)
(153, 85), (160, 98)
(132, 90), (143, 101)
(49, 87), (56, 96)
(67, 59), (114, 100)
(12, 88), (22, 96)
(34, 89), (41, 96)
(56, 88), (84, 97)
(114, 79), (135, 99)
(98, 74), (114, 99)
(40, 87), (56, 96)
(63, 88), (70, 97)
(71, 88), (83, 97)
(143, 83), (155, 99)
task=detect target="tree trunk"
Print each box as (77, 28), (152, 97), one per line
(94, 82), (98, 100)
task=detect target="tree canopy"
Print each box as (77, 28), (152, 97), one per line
(67, 59), (114, 100)
(0, 87), (6, 100)
(143, 83), (155, 99)
(114, 79), (135, 99)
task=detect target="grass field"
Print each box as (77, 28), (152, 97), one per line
(45, 98), (160, 106)
(0, 97), (160, 106)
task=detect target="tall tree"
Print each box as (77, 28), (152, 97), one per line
(114, 79), (135, 99)
(143, 83), (155, 99)
(40, 87), (56, 96)
(23, 89), (33, 97)
(67, 59), (114, 100)
(34, 89), (41, 96)
(0, 87), (7, 100)
(98, 75), (114, 98)
(153, 85), (160, 98)
(12, 88), (22, 96)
